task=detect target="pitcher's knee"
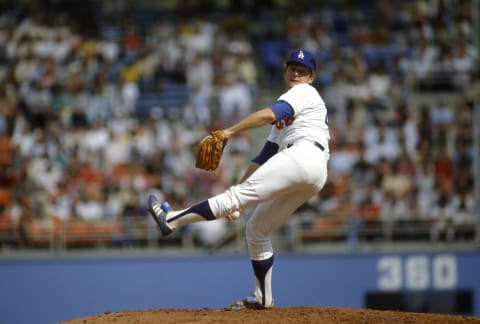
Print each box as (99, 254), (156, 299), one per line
(246, 219), (273, 258)
(245, 217), (267, 242)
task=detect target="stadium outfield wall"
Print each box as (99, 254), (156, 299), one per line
(0, 249), (479, 324)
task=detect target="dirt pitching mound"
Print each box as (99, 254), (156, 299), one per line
(60, 307), (479, 324)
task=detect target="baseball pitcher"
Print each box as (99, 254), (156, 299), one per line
(148, 49), (330, 310)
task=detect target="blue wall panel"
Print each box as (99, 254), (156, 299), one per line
(1, 251), (479, 324)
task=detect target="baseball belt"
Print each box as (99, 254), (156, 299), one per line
(286, 141), (325, 151)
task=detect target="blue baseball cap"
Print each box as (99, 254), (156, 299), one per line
(285, 49), (316, 73)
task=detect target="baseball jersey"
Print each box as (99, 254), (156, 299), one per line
(267, 83), (330, 151)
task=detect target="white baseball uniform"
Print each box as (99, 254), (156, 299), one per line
(157, 79), (330, 308)
(206, 82), (329, 307)
(148, 48), (329, 309)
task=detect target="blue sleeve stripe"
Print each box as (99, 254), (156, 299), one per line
(251, 141), (279, 165)
(271, 100), (294, 121)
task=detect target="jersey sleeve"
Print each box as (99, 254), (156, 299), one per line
(250, 125), (280, 165)
(266, 125), (279, 142)
(271, 100), (295, 121)
(251, 140), (279, 165)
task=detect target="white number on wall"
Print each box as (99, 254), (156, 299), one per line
(433, 255), (457, 289)
(405, 256), (429, 290)
(377, 255), (457, 291)
(378, 256), (402, 290)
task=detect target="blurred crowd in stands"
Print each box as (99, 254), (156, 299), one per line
(0, 1), (478, 249)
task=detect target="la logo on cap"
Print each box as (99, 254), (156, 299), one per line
(286, 49), (316, 72)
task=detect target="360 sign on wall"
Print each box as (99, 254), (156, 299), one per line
(377, 254), (458, 291)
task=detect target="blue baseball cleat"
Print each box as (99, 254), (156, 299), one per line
(147, 195), (174, 236)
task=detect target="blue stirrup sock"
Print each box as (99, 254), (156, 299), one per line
(166, 200), (216, 229)
(251, 255), (274, 306)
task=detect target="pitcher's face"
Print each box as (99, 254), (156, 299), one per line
(284, 63), (315, 88)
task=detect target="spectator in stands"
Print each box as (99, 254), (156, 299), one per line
(433, 144), (454, 189)
(452, 40), (477, 88)
(381, 160), (413, 209)
(415, 155), (436, 219)
(184, 51), (214, 126)
(119, 61), (141, 117)
(396, 103), (419, 159)
(324, 70), (349, 128)
(351, 142), (377, 188)
(217, 72), (252, 126)
(104, 128), (133, 168)
(82, 118), (110, 159)
(363, 120), (400, 164)
(87, 77), (113, 125)
(429, 181), (455, 242)
(380, 191), (410, 223)
(452, 140), (474, 196)
(410, 39), (436, 87)
(367, 62), (391, 111)
(448, 186), (476, 232)
(327, 138), (357, 177)
(74, 184), (107, 222)
(162, 136), (195, 178)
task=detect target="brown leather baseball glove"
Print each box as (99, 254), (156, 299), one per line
(195, 130), (228, 171)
